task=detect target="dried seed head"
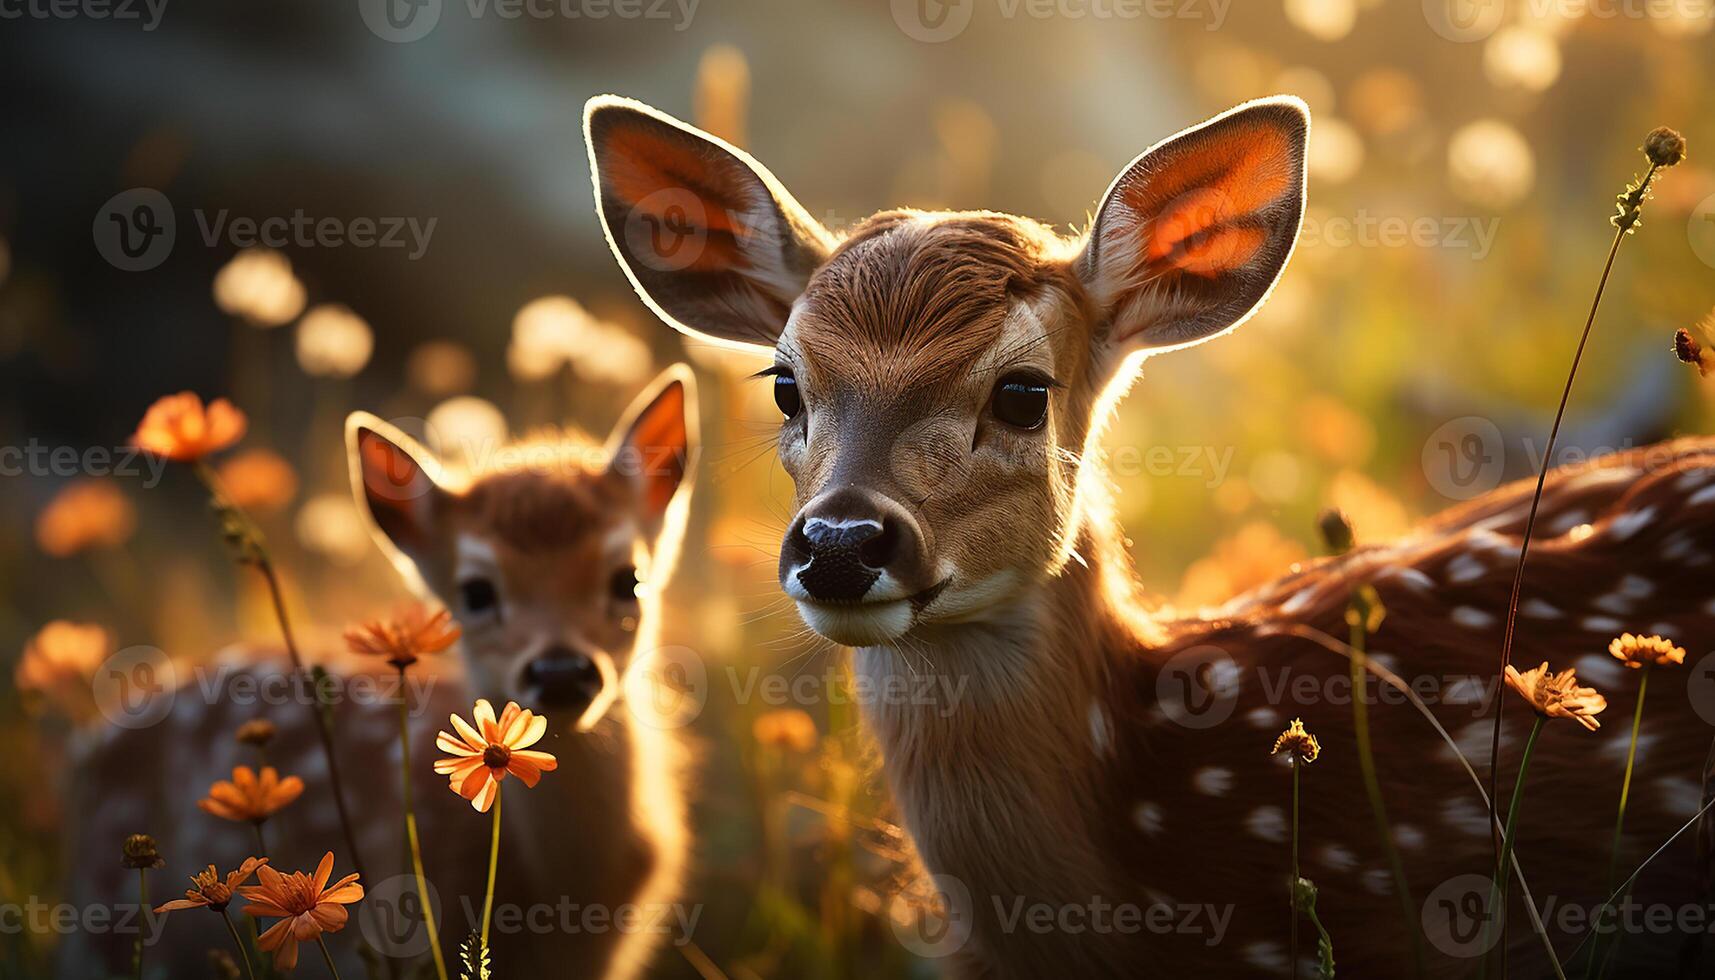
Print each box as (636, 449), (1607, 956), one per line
(122, 833), (164, 870)
(1644, 127), (1687, 168)
(1675, 328), (1703, 365)
(235, 718), (277, 748)
(1272, 717), (1321, 764)
(1316, 507), (1354, 556)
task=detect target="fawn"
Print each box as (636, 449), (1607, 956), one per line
(63, 367), (696, 979)
(586, 97), (1715, 976)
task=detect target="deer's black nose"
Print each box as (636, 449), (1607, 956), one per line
(781, 489), (911, 602)
(523, 646), (602, 708)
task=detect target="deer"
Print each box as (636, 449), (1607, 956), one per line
(585, 95), (1715, 977)
(60, 366), (697, 979)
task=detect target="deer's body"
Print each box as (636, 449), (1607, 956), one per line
(588, 96), (1715, 976)
(61, 370), (697, 979)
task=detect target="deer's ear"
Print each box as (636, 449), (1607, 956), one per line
(585, 96), (833, 354)
(346, 412), (448, 569)
(606, 364), (697, 542)
(1078, 97), (1308, 357)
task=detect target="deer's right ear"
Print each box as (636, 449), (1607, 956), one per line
(1078, 97), (1309, 360)
(346, 412), (447, 568)
(585, 95), (833, 354)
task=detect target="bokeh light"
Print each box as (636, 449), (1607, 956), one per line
(1484, 26), (1562, 93)
(212, 248), (306, 328)
(1283, 0), (1357, 42)
(295, 303), (373, 379)
(1447, 119), (1536, 209)
(293, 493), (371, 565)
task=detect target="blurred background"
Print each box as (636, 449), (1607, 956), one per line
(4, 0), (1715, 975)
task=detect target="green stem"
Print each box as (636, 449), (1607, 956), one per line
(317, 935), (343, 980)
(222, 912), (259, 980)
(399, 670), (450, 980)
(1290, 760), (1300, 980)
(133, 868), (148, 980)
(1482, 714), (1546, 979)
(252, 821), (268, 858)
(481, 789), (502, 947)
(1349, 599), (1424, 978)
(1591, 668), (1651, 979)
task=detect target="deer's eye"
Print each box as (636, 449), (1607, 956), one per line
(610, 566), (640, 602)
(990, 373), (1051, 430)
(459, 578), (499, 616)
(772, 371), (802, 420)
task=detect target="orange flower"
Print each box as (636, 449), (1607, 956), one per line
(35, 480), (136, 556)
(198, 765), (305, 823)
(344, 604), (461, 669)
(132, 392), (247, 462)
(1504, 662), (1608, 731)
(215, 448), (299, 515)
(434, 699), (558, 812)
(17, 621), (111, 721)
(156, 857), (267, 915)
(239, 852), (363, 971)
(1609, 632), (1686, 669)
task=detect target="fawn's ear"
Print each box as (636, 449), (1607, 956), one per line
(606, 364), (698, 545)
(346, 412), (450, 574)
(585, 95), (833, 354)
(1078, 97), (1308, 359)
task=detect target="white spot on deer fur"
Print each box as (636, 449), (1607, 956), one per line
(1448, 722), (1507, 768)
(1600, 732), (1657, 765)
(1663, 534), (1694, 561)
(1451, 606), (1496, 630)
(1582, 616), (1625, 634)
(1468, 529), (1521, 558)
(1246, 706), (1282, 730)
(1567, 523), (1596, 543)
(1393, 824), (1425, 851)
(1247, 806), (1287, 843)
(1690, 484), (1715, 507)
(1379, 566), (1435, 593)
(1521, 598), (1562, 620)
(1443, 798), (1492, 837)
(1193, 767), (1233, 797)
(1242, 942), (1290, 974)
(1618, 575), (1654, 599)
(1446, 553), (1487, 584)
(1133, 801), (1164, 837)
(1370, 653), (1401, 674)
(1548, 509), (1590, 535)
(1280, 587), (1315, 615)
(1567, 467), (1639, 492)
(1703, 598), (1715, 617)
(1592, 592), (1634, 616)
(1317, 844), (1358, 873)
(1659, 778), (1700, 819)
(1647, 622), (1677, 639)
(1674, 467), (1715, 490)
(1364, 869), (1394, 895)
(1606, 506), (1657, 541)
(1689, 552), (1713, 568)
(1575, 654), (1626, 688)
(1087, 702), (1113, 756)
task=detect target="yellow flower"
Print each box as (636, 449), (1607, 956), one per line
(132, 392), (247, 463)
(197, 765), (305, 824)
(35, 480), (135, 556)
(1272, 718), (1321, 764)
(1609, 633), (1685, 669)
(1504, 662), (1607, 731)
(434, 700), (558, 812)
(753, 708), (818, 753)
(344, 604), (461, 670)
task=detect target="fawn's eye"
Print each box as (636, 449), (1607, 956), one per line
(772, 370), (802, 420)
(459, 578), (499, 616)
(990, 373), (1051, 430)
(610, 566), (640, 602)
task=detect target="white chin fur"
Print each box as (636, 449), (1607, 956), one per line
(796, 599), (913, 646)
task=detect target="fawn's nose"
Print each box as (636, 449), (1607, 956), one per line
(782, 488), (916, 602)
(523, 646), (603, 708)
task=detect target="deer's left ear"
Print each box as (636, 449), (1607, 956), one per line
(1078, 97), (1308, 358)
(606, 364), (698, 543)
